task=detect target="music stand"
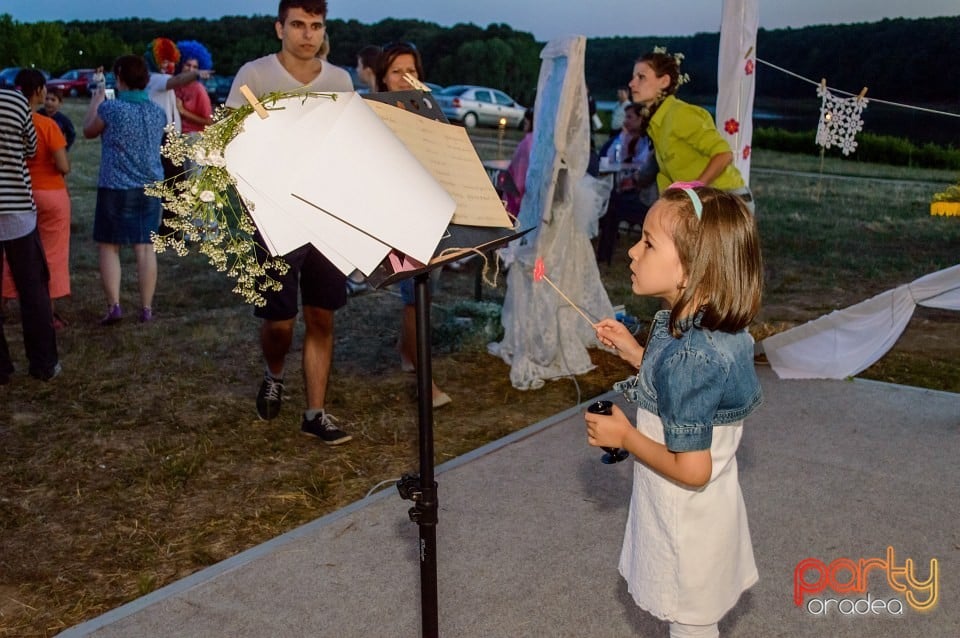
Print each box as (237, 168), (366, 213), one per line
(366, 84), (530, 638)
(370, 225), (527, 638)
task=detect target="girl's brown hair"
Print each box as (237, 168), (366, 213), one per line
(638, 51), (681, 98)
(661, 187), (762, 336)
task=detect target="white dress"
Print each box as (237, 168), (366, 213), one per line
(618, 407), (758, 625)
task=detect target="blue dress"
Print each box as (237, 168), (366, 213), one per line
(93, 97), (166, 244)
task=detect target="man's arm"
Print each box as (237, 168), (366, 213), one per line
(165, 69), (212, 91)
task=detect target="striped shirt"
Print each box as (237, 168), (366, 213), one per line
(0, 89), (37, 240)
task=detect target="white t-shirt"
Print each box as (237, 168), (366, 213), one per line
(147, 73), (182, 132)
(225, 54), (353, 108)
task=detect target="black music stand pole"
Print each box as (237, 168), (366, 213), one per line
(396, 271), (439, 637)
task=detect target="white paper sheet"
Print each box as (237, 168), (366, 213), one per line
(289, 93), (456, 264)
(233, 175), (361, 274)
(224, 92), (455, 273)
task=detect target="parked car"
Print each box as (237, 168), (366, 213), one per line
(434, 85), (525, 129)
(202, 75), (234, 107)
(86, 72), (116, 94)
(0, 66), (51, 90)
(48, 68), (95, 97)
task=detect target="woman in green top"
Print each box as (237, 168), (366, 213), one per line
(628, 51), (754, 211)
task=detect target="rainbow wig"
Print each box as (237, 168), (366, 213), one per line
(176, 40), (213, 71)
(145, 38), (180, 73)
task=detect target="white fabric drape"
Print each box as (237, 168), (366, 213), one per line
(489, 35), (614, 390)
(716, 0), (759, 185)
(761, 265), (960, 379)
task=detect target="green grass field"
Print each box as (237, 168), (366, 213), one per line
(1, 100), (957, 635)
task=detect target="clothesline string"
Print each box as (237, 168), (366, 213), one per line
(755, 57), (960, 119)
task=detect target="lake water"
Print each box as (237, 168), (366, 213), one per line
(596, 100), (960, 147)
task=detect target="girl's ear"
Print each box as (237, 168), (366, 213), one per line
(657, 72), (672, 93)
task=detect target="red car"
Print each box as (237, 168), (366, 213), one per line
(47, 68), (96, 97)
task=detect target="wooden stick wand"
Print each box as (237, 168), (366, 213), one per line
(533, 257), (597, 327)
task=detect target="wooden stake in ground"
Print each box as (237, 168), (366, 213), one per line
(533, 257), (597, 328)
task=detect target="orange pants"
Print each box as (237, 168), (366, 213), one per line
(2, 188), (71, 300)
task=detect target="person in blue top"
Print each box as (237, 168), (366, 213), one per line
(82, 54), (167, 325)
(38, 88), (76, 150)
(585, 184), (763, 638)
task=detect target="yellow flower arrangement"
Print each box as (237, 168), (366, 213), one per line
(930, 177), (960, 217)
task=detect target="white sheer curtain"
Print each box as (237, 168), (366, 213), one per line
(761, 265), (960, 379)
(489, 35), (614, 390)
(716, 0), (759, 184)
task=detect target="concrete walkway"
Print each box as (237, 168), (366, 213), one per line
(59, 368), (960, 637)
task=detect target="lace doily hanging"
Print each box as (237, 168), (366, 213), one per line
(816, 84), (868, 156)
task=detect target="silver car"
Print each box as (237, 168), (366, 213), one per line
(435, 85), (526, 129)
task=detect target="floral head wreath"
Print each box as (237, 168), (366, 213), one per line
(652, 45), (691, 89)
(145, 38), (180, 73)
(176, 40), (213, 71)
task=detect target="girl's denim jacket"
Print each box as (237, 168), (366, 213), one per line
(613, 309), (762, 452)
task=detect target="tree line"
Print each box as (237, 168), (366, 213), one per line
(2, 13), (958, 107)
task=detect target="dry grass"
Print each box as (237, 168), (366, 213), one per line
(1, 102), (959, 636)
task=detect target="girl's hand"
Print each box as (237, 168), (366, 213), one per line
(584, 404), (630, 449)
(594, 318), (644, 367)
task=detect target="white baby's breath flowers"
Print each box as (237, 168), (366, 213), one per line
(147, 90), (339, 306)
(652, 46), (691, 88)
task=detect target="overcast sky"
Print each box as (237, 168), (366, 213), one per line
(5, 0), (957, 41)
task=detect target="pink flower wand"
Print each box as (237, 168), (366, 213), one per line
(533, 257), (597, 327)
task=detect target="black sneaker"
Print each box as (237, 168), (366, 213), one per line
(301, 411), (352, 445)
(256, 374), (284, 420)
(29, 361), (62, 382)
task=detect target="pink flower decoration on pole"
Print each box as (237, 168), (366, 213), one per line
(744, 59), (755, 75)
(742, 145), (752, 160)
(724, 118), (740, 135)
(533, 257), (545, 282)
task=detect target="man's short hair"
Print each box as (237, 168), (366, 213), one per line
(357, 45), (381, 70)
(278, 0), (327, 23)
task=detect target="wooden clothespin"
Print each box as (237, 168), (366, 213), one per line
(403, 73), (430, 92)
(239, 84), (269, 119)
(743, 46), (754, 60)
(857, 86), (868, 101)
(820, 78), (827, 92)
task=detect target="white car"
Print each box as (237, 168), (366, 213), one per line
(434, 85), (526, 129)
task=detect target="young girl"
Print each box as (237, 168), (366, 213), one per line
(585, 184), (763, 638)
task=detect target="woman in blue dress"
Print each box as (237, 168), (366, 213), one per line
(83, 55), (167, 325)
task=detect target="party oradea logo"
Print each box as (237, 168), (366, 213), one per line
(794, 546), (938, 616)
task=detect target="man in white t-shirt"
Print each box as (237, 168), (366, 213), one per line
(145, 37), (214, 234)
(226, 2), (352, 107)
(226, 0), (354, 446)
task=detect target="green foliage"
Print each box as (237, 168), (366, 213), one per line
(2, 12), (957, 141)
(1, 13), (543, 103)
(0, 14), (67, 70)
(752, 127), (960, 170)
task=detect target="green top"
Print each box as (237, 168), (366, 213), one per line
(647, 95), (745, 192)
